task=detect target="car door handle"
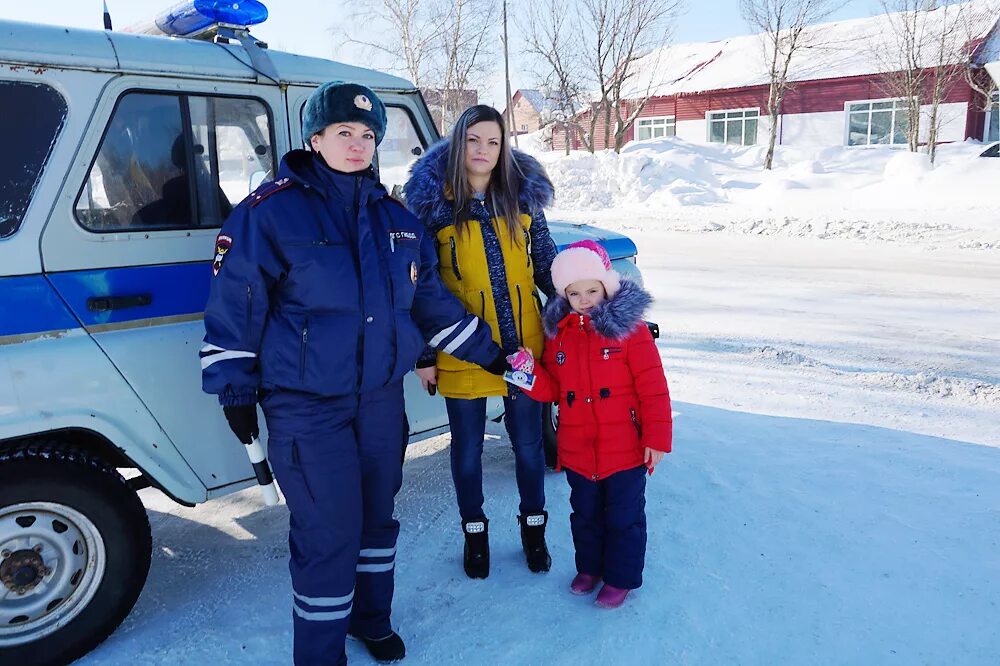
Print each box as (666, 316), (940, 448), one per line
(87, 293), (153, 312)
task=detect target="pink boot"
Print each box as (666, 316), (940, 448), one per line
(595, 584), (630, 609)
(569, 573), (600, 595)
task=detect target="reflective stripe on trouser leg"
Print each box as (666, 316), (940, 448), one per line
(349, 380), (406, 640)
(262, 390), (364, 666)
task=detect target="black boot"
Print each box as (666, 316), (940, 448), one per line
(462, 518), (490, 579)
(519, 511), (552, 573)
(349, 631), (406, 663)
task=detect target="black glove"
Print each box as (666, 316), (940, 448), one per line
(223, 404), (259, 445)
(482, 350), (512, 376)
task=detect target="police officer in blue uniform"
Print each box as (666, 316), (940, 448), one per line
(201, 82), (509, 665)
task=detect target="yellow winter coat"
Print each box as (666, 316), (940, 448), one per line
(434, 214), (545, 398)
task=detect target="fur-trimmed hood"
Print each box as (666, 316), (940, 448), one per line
(542, 279), (652, 341)
(402, 138), (555, 222)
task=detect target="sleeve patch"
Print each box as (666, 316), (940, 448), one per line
(213, 234), (233, 276)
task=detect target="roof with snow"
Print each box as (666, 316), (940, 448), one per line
(517, 89), (557, 114)
(624, 0), (1000, 98)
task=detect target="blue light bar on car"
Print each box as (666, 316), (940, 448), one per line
(153, 0), (268, 36)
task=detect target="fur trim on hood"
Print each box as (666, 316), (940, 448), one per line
(402, 138), (555, 223)
(542, 279), (652, 341)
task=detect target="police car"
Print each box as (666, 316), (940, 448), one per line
(0, 2), (650, 663)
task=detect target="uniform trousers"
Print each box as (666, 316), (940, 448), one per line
(263, 381), (406, 665)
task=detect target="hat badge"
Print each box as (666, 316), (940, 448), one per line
(354, 94), (373, 111)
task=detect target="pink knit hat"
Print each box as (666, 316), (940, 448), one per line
(550, 240), (621, 298)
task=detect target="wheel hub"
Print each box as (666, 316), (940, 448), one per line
(1, 548), (50, 595)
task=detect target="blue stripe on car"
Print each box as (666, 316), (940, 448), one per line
(3, 232), (633, 338)
(0, 275), (80, 336)
(46, 263), (212, 327)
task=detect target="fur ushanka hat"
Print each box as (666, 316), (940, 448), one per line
(302, 81), (387, 145)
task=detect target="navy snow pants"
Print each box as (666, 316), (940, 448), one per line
(564, 465), (647, 590)
(263, 381), (406, 665)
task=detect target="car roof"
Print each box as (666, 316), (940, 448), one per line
(0, 18), (415, 91)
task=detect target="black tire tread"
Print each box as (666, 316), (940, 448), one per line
(0, 439), (152, 666)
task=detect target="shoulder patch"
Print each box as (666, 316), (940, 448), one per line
(250, 177), (294, 207)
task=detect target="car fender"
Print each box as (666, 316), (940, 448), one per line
(0, 329), (208, 505)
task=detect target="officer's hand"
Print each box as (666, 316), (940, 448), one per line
(415, 365), (438, 396)
(483, 350), (512, 376)
(223, 404), (259, 445)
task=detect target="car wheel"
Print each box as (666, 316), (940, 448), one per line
(541, 403), (559, 470)
(0, 442), (152, 666)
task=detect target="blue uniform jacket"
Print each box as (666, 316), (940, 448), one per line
(201, 150), (502, 406)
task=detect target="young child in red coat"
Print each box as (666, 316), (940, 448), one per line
(509, 240), (672, 608)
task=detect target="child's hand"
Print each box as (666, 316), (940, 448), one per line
(644, 447), (665, 470)
(506, 347), (535, 373)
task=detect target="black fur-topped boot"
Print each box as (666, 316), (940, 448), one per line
(462, 518), (489, 579)
(518, 511), (552, 573)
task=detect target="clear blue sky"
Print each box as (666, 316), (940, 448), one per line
(2, 0), (883, 106)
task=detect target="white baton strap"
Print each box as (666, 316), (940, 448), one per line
(246, 436), (280, 506)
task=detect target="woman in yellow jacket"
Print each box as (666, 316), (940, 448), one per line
(404, 105), (557, 579)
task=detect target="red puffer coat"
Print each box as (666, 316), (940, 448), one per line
(524, 280), (672, 480)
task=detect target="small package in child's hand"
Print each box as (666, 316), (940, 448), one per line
(506, 349), (535, 374)
(503, 369), (536, 391)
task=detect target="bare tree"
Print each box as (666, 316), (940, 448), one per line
(923, 2), (969, 164)
(741, 0), (845, 170)
(579, 0), (683, 153)
(958, 2), (998, 135)
(335, 0), (497, 131)
(337, 0), (442, 85)
(876, 0), (928, 152)
(432, 0), (498, 129)
(520, 0), (588, 154)
(877, 1), (983, 163)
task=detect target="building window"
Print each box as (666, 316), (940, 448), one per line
(988, 91), (999, 143)
(636, 116), (676, 141)
(707, 109), (759, 145)
(521, 124), (528, 131)
(846, 99), (909, 146)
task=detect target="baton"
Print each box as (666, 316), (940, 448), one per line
(245, 436), (280, 505)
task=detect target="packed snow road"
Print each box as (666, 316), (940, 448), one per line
(79, 230), (1000, 665)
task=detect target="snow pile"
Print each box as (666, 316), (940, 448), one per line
(533, 136), (1000, 249)
(882, 150), (933, 184)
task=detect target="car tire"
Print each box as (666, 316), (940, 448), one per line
(0, 441), (152, 666)
(541, 403), (559, 470)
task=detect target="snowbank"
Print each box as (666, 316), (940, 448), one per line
(529, 136), (1000, 249)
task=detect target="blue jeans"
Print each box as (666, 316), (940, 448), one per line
(445, 393), (546, 521)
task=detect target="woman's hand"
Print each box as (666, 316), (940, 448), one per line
(644, 447), (665, 470)
(415, 365), (438, 395)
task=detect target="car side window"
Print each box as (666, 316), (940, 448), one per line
(1, 81), (68, 239)
(75, 92), (275, 232)
(379, 106), (425, 198)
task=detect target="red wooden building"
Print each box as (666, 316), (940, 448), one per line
(554, 1), (1000, 152)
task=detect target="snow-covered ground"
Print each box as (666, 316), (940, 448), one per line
(78, 221), (1000, 665)
(535, 137), (1000, 251)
